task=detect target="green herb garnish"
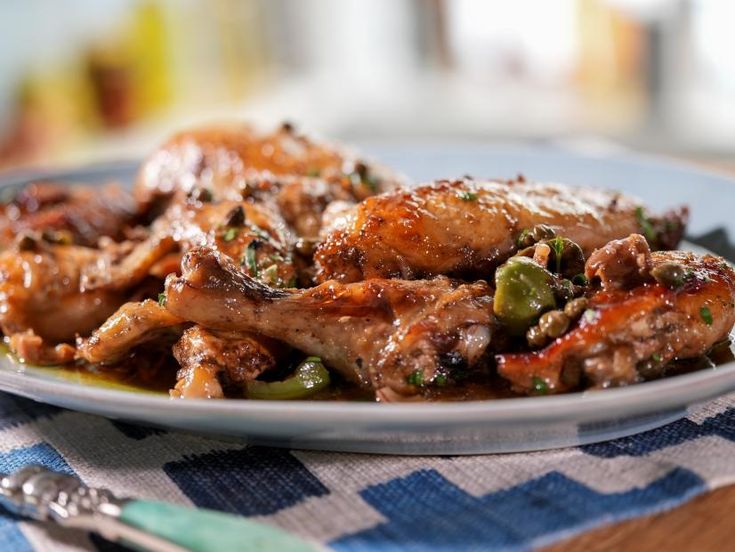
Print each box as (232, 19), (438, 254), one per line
(651, 353), (662, 363)
(457, 191), (478, 202)
(263, 264), (279, 285)
(364, 175), (379, 193)
(244, 242), (259, 277)
(157, 293), (167, 307)
(223, 227), (239, 242)
(549, 236), (565, 273)
(635, 206), (657, 245)
(700, 306), (713, 325)
(406, 370), (424, 387)
(572, 273), (588, 286)
(517, 228), (531, 247)
(531, 376), (549, 395)
(306, 167), (321, 177)
(434, 373), (448, 387)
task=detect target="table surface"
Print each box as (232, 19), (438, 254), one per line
(545, 155), (735, 552)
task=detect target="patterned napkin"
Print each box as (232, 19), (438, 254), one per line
(1, 390), (734, 552)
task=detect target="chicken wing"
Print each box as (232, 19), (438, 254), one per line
(135, 122), (404, 212)
(0, 242), (125, 362)
(496, 236), (735, 394)
(163, 247), (495, 398)
(314, 177), (687, 283)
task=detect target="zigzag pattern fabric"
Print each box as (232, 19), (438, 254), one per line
(0, 392), (733, 551)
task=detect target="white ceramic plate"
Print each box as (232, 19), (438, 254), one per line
(1, 146), (734, 455)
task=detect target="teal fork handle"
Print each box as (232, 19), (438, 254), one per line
(119, 500), (319, 552)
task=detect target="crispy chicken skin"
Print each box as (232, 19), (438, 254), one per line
(164, 247), (494, 397)
(0, 181), (138, 248)
(0, 244), (124, 346)
(496, 236), (735, 394)
(314, 177), (687, 283)
(76, 300), (185, 365)
(135, 123), (404, 212)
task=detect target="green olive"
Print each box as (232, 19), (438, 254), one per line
(494, 256), (556, 334)
(246, 356), (330, 400)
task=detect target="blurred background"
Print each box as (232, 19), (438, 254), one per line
(0, 0), (733, 169)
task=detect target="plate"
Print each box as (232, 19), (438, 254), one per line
(1, 146), (734, 455)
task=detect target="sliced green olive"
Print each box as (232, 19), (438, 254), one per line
(246, 357), (331, 400)
(494, 256), (556, 334)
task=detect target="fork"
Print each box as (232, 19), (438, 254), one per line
(0, 465), (318, 552)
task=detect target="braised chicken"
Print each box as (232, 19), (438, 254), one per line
(496, 235), (735, 394)
(135, 123), (404, 216)
(164, 247), (494, 398)
(0, 181), (138, 247)
(314, 177), (687, 283)
(0, 120), (731, 403)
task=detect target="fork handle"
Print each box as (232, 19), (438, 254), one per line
(118, 500), (318, 552)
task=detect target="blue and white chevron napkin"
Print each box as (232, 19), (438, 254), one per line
(1, 391), (734, 551)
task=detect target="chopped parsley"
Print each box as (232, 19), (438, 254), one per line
(305, 356), (323, 364)
(635, 206), (657, 245)
(262, 264), (279, 285)
(433, 373), (448, 387)
(457, 191), (478, 202)
(700, 306), (713, 326)
(223, 227), (239, 242)
(361, 175), (377, 193)
(244, 241), (259, 277)
(549, 236), (565, 273)
(157, 293), (167, 307)
(572, 273), (588, 286)
(651, 353), (662, 363)
(406, 370), (424, 387)
(531, 376), (549, 395)
(517, 228), (531, 247)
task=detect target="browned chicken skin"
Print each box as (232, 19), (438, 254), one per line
(0, 181), (139, 247)
(2, 122), (727, 403)
(164, 247), (495, 397)
(135, 123), (404, 213)
(315, 177), (686, 283)
(76, 299), (185, 365)
(0, 244), (124, 346)
(496, 236), (735, 394)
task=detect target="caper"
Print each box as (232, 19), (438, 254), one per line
(564, 297), (589, 320)
(526, 325), (547, 348)
(538, 310), (570, 338)
(517, 224), (556, 248)
(545, 237), (585, 278)
(650, 262), (688, 289)
(494, 256), (556, 334)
